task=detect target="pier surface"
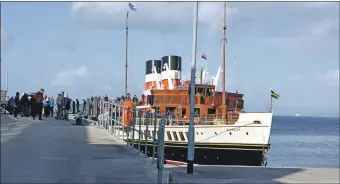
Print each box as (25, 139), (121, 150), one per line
(165, 164), (340, 183)
(2, 114), (339, 184)
(1, 114), (158, 183)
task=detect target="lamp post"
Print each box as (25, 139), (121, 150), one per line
(187, 1), (199, 174)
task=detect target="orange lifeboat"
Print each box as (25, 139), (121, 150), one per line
(122, 101), (133, 126)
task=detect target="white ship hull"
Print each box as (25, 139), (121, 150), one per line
(121, 112), (273, 166)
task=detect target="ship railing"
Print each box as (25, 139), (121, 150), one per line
(97, 100), (167, 184)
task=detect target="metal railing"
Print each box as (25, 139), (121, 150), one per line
(97, 100), (166, 184)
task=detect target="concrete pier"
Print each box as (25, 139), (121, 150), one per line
(1, 115), (159, 183)
(164, 164), (340, 183)
(2, 113), (339, 184)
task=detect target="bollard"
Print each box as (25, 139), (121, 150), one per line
(152, 115), (157, 163)
(157, 117), (166, 184)
(75, 112), (83, 125)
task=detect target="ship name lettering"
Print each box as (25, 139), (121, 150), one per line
(226, 128), (240, 131)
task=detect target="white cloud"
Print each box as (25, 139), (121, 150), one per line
(51, 66), (90, 88)
(259, 18), (339, 52)
(71, 2), (238, 33)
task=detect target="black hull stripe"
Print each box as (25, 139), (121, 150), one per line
(126, 139), (270, 150)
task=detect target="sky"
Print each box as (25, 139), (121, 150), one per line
(0, 1), (339, 117)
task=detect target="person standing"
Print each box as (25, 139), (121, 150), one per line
(76, 99), (79, 113)
(14, 92), (20, 119)
(33, 88), (44, 120)
(49, 96), (55, 117)
(20, 93), (29, 117)
(82, 99), (86, 114)
(56, 92), (64, 120)
(62, 93), (70, 121)
(43, 97), (50, 118)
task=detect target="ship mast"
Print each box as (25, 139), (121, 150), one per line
(222, 2), (227, 120)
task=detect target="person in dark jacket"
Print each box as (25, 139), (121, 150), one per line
(14, 92), (20, 118)
(20, 93), (29, 117)
(7, 97), (15, 115)
(33, 88), (44, 120)
(76, 99), (79, 113)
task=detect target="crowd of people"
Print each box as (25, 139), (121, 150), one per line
(6, 89), (73, 121)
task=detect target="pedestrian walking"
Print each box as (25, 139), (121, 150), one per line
(14, 92), (20, 119)
(33, 89), (44, 120)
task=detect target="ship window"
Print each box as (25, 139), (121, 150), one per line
(148, 131), (151, 137)
(208, 108), (216, 114)
(197, 88), (204, 94)
(185, 132), (189, 139)
(140, 132), (144, 139)
(179, 132), (185, 141)
(253, 120), (261, 124)
(194, 108), (200, 117)
(166, 131), (172, 141)
(238, 100), (244, 109)
(172, 132), (179, 141)
(147, 95), (154, 105)
(206, 88), (214, 96)
(182, 108), (186, 117)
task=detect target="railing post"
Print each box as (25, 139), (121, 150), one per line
(117, 106), (121, 139)
(126, 107), (130, 146)
(138, 111), (142, 153)
(131, 107), (136, 149)
(98, 101), (101, 127)
(145, 112), (149, 157)
(157, 117), (166, 184)
(109, 103), (113, 134)
(152, 114), (157, 164)
(113, 104), (117, 136)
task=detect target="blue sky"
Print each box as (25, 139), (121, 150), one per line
(1, 2), (339, 117)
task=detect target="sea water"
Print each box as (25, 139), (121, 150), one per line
(268, 116), (339, 168)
